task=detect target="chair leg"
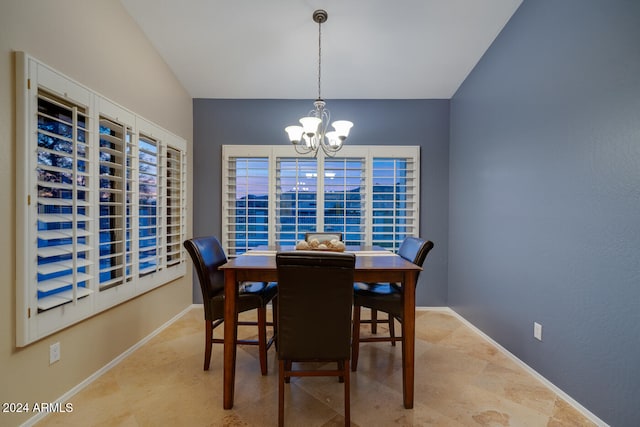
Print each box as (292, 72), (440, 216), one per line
(258, 307), (268, 375)
(338, 361), (344, 383)
(278, 360), (285, 427)
(371, 308), (378, 334)
(343, 359), (351, 426)
(272, 298), (278, 351)
(204, 320), (213, 371)
(351, 305), (361, 371)
(389, 315), (396, 347)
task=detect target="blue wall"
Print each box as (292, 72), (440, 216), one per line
(449, 1), (640, 425)
(193, 99), (450, 306)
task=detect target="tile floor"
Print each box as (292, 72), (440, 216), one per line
(37, 307), (596, 426)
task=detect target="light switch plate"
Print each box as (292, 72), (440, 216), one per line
(50, 342), (60, 364)
(533, 322), (543, 341)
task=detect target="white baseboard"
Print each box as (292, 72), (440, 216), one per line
(418, 306), (608, 427)
(20, 305), (197, 427)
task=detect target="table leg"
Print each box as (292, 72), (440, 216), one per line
(223, 269), (238, 409)
(402, 270), (417, 409)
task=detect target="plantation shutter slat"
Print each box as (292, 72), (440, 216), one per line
(37, 243), (93, 257)
(38, 287), (93, 312)
(37, 258), (92, 275)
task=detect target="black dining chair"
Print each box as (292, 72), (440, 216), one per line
(351, 237), (434, 371)
(276, 251), (355, 427)
(183, 236), (277, 375)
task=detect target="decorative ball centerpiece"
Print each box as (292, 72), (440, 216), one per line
(296, 238), (346, 252)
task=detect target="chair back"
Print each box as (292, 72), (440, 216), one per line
(397, 237), (435, 282)
(183, 236), (227, 319)
(276, 251), (355, 360)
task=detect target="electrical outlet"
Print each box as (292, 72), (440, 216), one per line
(533, 322), (543, 341)
(50, 342), (61, 364)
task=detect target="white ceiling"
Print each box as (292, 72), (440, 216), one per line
(121, 0), (522, 99)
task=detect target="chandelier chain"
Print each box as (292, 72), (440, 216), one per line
(317, 19), (322, 100)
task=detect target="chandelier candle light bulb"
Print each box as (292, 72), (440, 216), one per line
(285, 10), (353, 157)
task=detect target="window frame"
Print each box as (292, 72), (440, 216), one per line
(15, 52), (187, 346)
(222, 145), (420, 256)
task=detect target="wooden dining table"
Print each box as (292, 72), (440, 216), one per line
(219, 246), (422, 410)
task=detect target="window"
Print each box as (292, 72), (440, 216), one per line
(166, 146), (185, 267)
(138, 134), (159, 276)
(98, 116), (132, 291)
(324, 157), (366, 245)
(372, 158), (417, 251)
(33, 90), (94, 311)
(16, 52), (187, 346)
(276, 157), (318, 246)
(222, 145), (419, 256)
(224, 157), (270, 255)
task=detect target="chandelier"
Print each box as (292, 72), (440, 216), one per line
(285, 9), (353, 157)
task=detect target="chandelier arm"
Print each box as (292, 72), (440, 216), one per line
(293, 142), (314, 156)
(322, 150), (337, 158)
(319, 108), (329, 142)
(320, 143), (340, 158)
